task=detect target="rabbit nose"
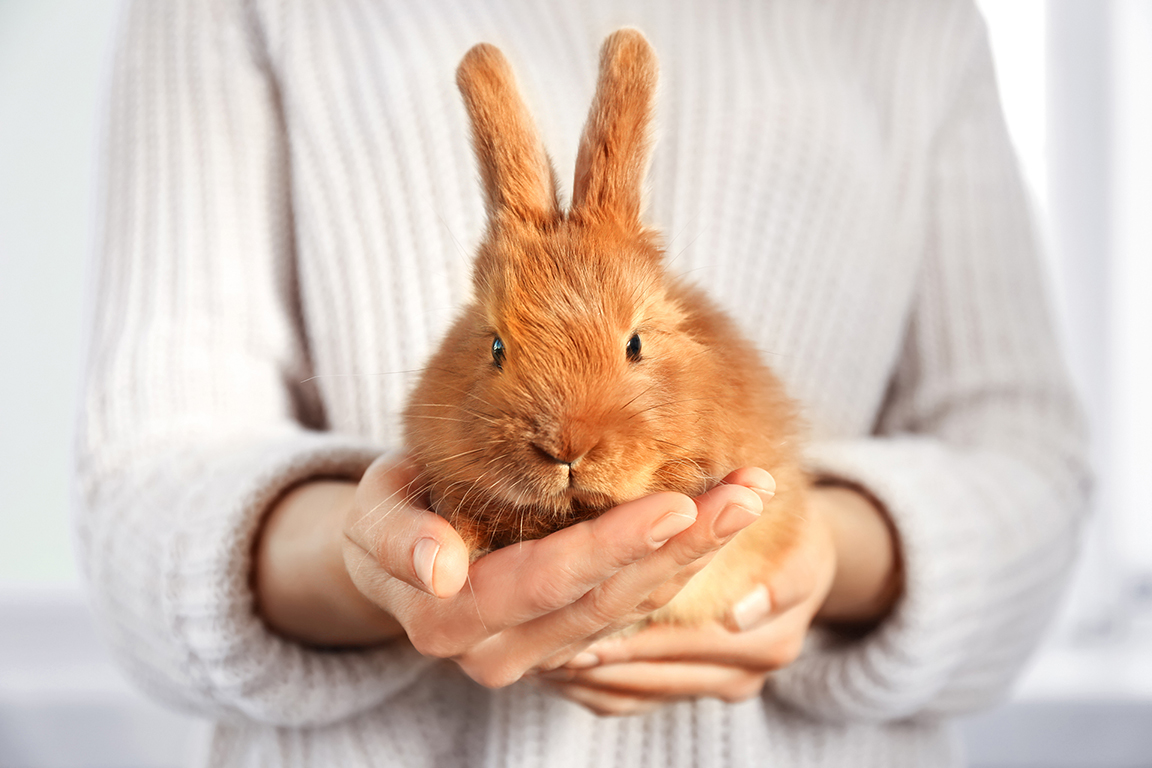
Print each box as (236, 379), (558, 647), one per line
(531, 440), (590, 467)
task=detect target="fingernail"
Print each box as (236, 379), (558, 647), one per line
(566, 651), (600, 669)
(732, 585), (771, 631)
(413, 537), (441, 594)
(649, 510), (697, 545)
(746, 468), (776, 499)
(713, 502), (761, 538)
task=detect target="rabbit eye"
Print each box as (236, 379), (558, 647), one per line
(492, 336), (506, 369)
(626, 333), (642, 363)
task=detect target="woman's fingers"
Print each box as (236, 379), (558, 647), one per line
(426, 492), (706, 684)
(436, 470), (767, 640)
(343, 454), (470, 599)
(623, 479), (769, 617)
(576, 612), (811, 672)
(484, 483), (765, 679)
(554, 661), (767, 702)
(463, 491), (701, 627)
(347, 483), (725, 668)
(569, 482), (764, 629)
(544, 661), (767, 715)
(547, 683), (663, 717)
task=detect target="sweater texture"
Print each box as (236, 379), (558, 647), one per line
(76, 0), (1089, 765)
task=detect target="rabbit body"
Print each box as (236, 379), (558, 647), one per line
(403, 30), (806, 626)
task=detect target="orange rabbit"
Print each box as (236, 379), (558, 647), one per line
(403, 29), (806, 625)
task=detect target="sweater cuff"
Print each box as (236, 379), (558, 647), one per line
(91, 431), (436, 727)
(769, 436), (1078, 722)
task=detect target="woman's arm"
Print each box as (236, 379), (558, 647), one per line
(815, 483), (903, 627)
(76, 0), (425, 728)
(769, 5), (1089, 722)
(254, 481), (403, 646)
(546, 4), (1087, 721)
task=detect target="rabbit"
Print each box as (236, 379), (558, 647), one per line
(403, 28), (807, 626)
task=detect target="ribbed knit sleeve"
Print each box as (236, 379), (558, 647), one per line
(771, 9), (1090, 722)
(74, 0), (433, 725)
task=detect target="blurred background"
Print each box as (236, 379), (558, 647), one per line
(0, 1), (1149, 766)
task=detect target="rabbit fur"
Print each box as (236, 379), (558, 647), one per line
(403, 29), (807, 626)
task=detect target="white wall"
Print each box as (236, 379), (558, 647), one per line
(0, 0), (123, 589)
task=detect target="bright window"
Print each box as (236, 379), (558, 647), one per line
(979, 0), (1152, 689)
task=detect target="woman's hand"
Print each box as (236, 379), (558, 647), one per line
(537, 621), (804, 716)
(538, 483), (902, 716)
(254, 454), (768, 689)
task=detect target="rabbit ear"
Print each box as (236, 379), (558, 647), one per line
(457, 43), (559, 225)
(571, 29), (658, 224)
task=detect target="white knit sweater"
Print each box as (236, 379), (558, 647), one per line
(76, 0), (1089, 765)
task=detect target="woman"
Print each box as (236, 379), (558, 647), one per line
(76, 0), (1088, 765)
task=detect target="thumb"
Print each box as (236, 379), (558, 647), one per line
(344, 454), (470, 599)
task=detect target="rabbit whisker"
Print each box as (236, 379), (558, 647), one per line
(464, 569), (488, 634)
(299, 368), (424, 385)
(626, 396), (714, 420)
(424, 446), (489, 466)
(410, 401), (500, 421)
(617, 385), (656, 413)
(434, 210), (473, 264)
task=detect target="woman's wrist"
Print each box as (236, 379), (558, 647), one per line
(254, 479), (404, 646)
(811, 483), (903, 628)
